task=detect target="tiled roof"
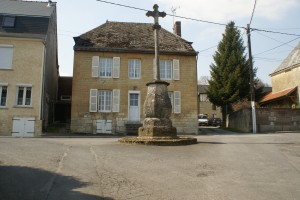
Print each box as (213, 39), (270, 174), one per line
(260, 86), (297, 103)
(271, 42), (300, 75)
(74, 21), (197, 55)
(0, 0), (55, 17)
(198, 85), (208, 93)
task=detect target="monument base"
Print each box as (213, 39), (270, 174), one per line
(119, 136), (197, 146)
(138, 117), (177, 138)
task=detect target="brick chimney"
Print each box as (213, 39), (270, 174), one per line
(173, 21), (181, 37)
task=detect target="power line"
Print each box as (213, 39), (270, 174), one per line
(253, 31), (294, 48)
(254, 37), (300, 56)
(249, 0), (257, 25)
(198, 45), (218, 53)
(252, 28), (300, 37)
(96, 0), (300, 37)
(96, 0), (148, 12)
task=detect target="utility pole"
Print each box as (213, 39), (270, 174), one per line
(246, 24), (257, 134)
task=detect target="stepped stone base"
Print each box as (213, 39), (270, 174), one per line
(119, 136), (197, 146)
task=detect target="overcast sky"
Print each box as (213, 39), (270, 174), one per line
(56, 0), (300, 85)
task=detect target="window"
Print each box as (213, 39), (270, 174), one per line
(130, 93), (139, 106)
(17, 87), (32, 106)
(98, 90), (112, 112)
(92, 56), (120, 78)
(2, 16), (15, 27)
(168, 91), (181, 113)
(160, 60), (172, 80)
(128, 59), (141, 79)
(212, 104), (217, 110)
(168, 91), (173, 112)
(0, 86), (7, 107)
(61, 95), (71, 101)
(0, 45), (13, 69)
(200, 94), (209, 102)
(99, 58), (112, 77)
(90, 89), (120, 113)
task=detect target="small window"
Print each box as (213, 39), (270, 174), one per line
(200, 94), (209, 102)
(212, 104), (217, 110)
(0, 86), (7, 107)
(0, 45), (14, 69)
(128, 59), (141, 79)
(17, 86), (32, 106)
(2, 16), (16, 27)
(61, 95), (71, 101)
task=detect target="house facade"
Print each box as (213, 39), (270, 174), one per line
(0, 0), (58, 136)
(71, 21), (198, 135)
(198, 85), (222, 119)
(260, 42), (300, 107)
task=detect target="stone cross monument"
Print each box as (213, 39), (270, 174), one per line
(146, 4), (166, 80)
(119, 5), (197, 145)
(138, 4), (177, 139)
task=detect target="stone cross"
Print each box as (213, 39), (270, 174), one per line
(146, 4), (166, 80)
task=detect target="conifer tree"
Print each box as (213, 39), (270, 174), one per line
(207, 21), (251, 126)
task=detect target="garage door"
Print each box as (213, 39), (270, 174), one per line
(12, 117), (35, 137)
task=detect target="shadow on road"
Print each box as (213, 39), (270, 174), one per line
(0, 166), (114, 200)
(198, 126), (240, 135)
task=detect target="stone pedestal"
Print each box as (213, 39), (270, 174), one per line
(138, 80), (177, 138)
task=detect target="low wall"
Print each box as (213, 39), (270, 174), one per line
(229, 108), (300, 133)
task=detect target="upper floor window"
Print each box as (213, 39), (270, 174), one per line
(2, 16), (15, 27)
(200, 94), (209, 102)
(99, 58), (112, 77)
(92, 56), (120, 78)
(160, 60), (172, 80)
(0, 86), (7, 107)
(0, 44), (13, 69)
(17, 86), (32, 106)
(128, 59), (141, 79)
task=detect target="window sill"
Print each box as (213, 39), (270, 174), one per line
(0, 68), (13, 71)
(0, 106), (8, 109)
(14, 105), (33, 108)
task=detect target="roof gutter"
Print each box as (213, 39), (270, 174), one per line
(73, 46), (198, 56)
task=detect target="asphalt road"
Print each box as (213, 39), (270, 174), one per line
(1, 132), (300, 200)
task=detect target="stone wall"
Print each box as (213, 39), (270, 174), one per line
(71, 51), (198, 135)
(229, 108), (300, 133)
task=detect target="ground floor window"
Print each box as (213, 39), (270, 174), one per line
(98, 90), (112, 112)
(0, 86), (7, 106)
(17, 86), (31, 106)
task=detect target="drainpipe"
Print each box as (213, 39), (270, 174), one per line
(40, 43), (47, 131)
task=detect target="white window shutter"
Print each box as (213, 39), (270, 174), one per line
(92, 56), (99, 77)
(173, 59), (180, 80)
(112, 89), (120, 112)
(90, 89), (98, 112)
(174, 91), (181, 114)
(113, 57), (120, 78)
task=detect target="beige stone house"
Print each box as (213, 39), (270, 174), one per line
(71, 21), (198, 135)
(0, 1), (58, 136)
(198, 85), (222, 119)
(260, 42), (300, 107)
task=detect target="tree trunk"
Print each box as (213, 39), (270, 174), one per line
(221, 105), (227, 127)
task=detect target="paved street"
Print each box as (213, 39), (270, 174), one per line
(1, 132), (300, 200)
